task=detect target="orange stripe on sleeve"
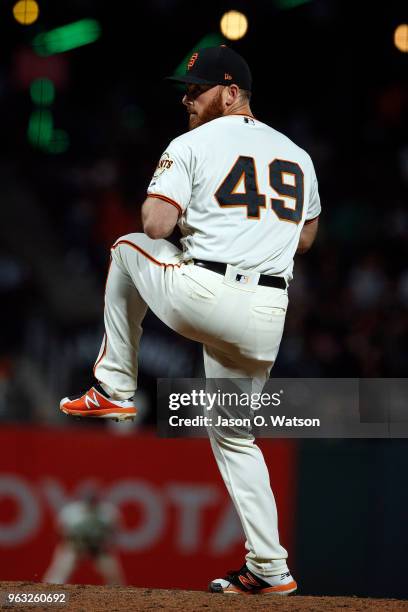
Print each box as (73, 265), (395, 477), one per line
(304, 215), (320, 225)
(147, 193), (183, 215)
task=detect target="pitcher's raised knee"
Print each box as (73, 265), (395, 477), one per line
(112, 233), (149, 250)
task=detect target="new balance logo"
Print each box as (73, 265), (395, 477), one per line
(85, 392), (100, 410)
(238, 572), (260, 589)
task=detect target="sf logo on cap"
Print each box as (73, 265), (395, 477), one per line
(188, 52), (199, 70)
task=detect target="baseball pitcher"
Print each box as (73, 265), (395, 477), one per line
(61, 46), (320, 595)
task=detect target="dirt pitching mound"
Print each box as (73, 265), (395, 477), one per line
(1, 582), (407, 611)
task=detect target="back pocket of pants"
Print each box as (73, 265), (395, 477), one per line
(252, 305), (287, 320)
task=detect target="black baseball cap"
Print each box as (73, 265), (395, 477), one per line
(167, 46), (252, 91)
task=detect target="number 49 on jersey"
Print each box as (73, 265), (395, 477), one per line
(215, 156), (304, 224)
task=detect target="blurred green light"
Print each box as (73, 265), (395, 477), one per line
(174, 33), (225, 77)
(27, 109), (53, 147)
(274, 0), (310, 9)
(33, 19), (101, 56)
(45, 129), (70, 154)
(30, 78), (55, 105)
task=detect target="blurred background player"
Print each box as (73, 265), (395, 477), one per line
(43, 492), (125, 585)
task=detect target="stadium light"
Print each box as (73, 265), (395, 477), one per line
(27, 109), (53, 147)
(220, 11), (248, 41)
(13, 0), (39, 25)
(33, 19), (101, 56)
(27, 110), (69, 153)
(274, 0), (310, 8)
(30, 78), (55, 106)
(394, 24), (408, 53)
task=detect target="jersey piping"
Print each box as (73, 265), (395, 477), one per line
(112, 239), (183, 268)
(147, 193), (183, 215)
(304, 215), (320, 225)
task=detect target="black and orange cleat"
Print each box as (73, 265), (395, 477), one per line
(60, 384), (136, 422)
(209, 564), (297, 595)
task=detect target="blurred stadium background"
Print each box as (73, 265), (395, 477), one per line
(0, 0), (407, 599)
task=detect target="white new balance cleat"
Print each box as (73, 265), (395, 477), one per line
(209, 564), (297, 595)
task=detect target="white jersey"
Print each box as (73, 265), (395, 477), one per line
(147, 114), (321, 280)
(58, 501), (119, 541)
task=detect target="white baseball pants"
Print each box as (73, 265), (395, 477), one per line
(43, 543), (124, 585)
(94, 233), (290, 576)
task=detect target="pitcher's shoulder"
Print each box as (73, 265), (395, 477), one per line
(261, 122), (314, 163)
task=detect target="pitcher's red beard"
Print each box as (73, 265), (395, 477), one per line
(188, 90), (224, 130)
